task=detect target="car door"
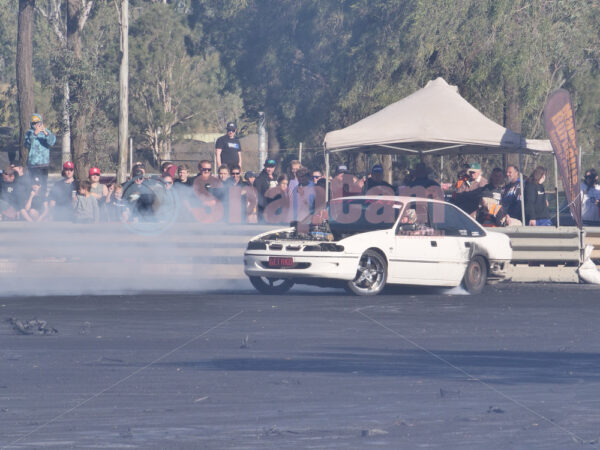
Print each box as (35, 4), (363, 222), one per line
(428, 201), (487, 283)
(389, 200), (465, 284)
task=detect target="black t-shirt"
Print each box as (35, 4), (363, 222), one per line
(30, 193), (45, 212)
(215, 135), (242, 166)
(50, 179), (79, 207)
(0, 180), (26, 209)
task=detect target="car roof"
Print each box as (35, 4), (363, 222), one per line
(329, 195), (448, 205)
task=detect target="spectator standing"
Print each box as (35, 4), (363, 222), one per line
(89, 167), (109, 221)
(24, 113), (56, 193)
(124, 167), (156, 221)
(407, 163), (440, 189)
(244, 171), (256, 186)
(254, 159), (278, 221)
(242, 170), (258, 223)
(175, 164), (194, 187)
(291, 168), (316, 220)
(263, 174), (290, 223)
(363, 164), (394, 194)
(161, 161), (177, 179)
(21, 176), (48, 222)
(312, 169), (326, 191)
(49, 161), (78, 221)
(287, 160), (302, 195)
(106, 184), (129, 222)
(484, 168), (505, 203)
(192, 160), (222, 220)
(217, 165), (230, 184)
(501, 165), (523, 223)
(73, 180), (99, 224)
(524, 166), (551, 226)
(456, 162), (488, 193)
(215, 122), (242, 170)
(229, 164), (244, 187)
(581, 168), (600, 225)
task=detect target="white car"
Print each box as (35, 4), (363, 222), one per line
(244, 196), (512, 295)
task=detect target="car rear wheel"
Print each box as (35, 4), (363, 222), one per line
(462, 255), (487, 294)
(346, 250), (387, 296)
(249, 276), (294, 294)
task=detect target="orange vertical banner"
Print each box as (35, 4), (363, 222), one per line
(543, 89), (581, 228)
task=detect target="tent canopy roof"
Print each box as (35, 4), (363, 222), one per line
(323, 77), (552, 155)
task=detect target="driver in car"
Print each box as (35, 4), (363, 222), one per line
(398, 208), (434, 236)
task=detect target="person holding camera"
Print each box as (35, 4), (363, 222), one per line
(24, 113), (56, 193)
(581, 168), (600, 225)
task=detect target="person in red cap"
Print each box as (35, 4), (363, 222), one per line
(48, 161), (79, 221)
(89, 167), (108, 221)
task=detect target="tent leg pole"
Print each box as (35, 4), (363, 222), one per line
(554, 156), (560, 227)
(519, 151), (526, 226)
(325, 149), (330, 202)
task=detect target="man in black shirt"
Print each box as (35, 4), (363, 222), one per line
(49, 161), (79, 221)
(215, 122), (242, 170)
(0, 166), (26, 220)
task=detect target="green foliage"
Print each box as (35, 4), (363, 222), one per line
(129, 2), (243, 161)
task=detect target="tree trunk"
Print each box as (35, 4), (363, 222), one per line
(61, 80), (71, 163)
(67, 0), (87, 181)
(117, 0), (129, 184)
(503, 80), (521, 170)
(16, 0), (35, 166)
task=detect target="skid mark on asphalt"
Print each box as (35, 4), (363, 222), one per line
(354, 307), (595, 447)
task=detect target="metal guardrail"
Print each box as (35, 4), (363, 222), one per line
(495, 226), (582, 265)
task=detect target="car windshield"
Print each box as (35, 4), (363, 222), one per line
(328, 198), (402, 237)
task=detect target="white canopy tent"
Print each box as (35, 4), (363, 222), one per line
(322, 77), (556, 223)
(323, 77), (552, 156)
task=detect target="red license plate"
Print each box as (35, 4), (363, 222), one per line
(268, 257), (294, 267)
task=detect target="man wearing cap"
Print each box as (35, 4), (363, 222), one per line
(215, 122), (242, 170)
(24, 113), (56, 193)
(49, 161), (79, 221)
(456, 162), (487, 193)
(254, 159), (278, 221)
(0, 166), (27, 220)
(363, 164), (394, 195)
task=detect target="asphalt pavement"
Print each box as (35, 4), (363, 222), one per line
(1, 282), (600, 449)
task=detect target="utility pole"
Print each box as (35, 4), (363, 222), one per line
(258, 112), (266, 167)
(117, 0), (129, 183)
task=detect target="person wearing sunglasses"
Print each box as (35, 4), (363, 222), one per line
(24, 113), (56, 193)
(215, 121), (242, 170)
(581, 168), (600, 225)
(48, 161), (79, 221)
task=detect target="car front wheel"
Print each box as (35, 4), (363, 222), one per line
(346, 250), (387, 296)
(249, 276), (294, 295)
(462, 255), (487, 294)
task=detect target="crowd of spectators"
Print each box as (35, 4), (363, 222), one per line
(2, 114), (599, 227)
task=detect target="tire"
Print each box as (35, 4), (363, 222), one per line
(249, 276), (294, 295)
(346, 250), (387, 296)
(462, 255), (487, 294)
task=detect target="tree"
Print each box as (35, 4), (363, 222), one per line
(16, 0), (35, 165)
(67, 0), (95, 181)
(130, 3), (241, 163)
